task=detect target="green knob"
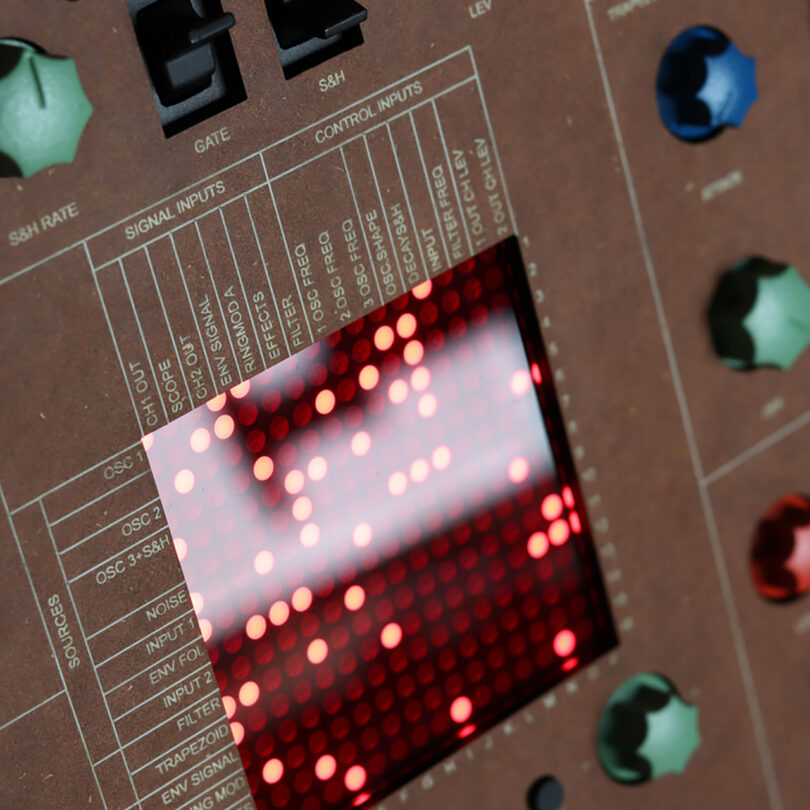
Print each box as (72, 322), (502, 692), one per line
(0, 39), (93, 178)
(709, 256), (810, 371)
(596, 672), (700, 784)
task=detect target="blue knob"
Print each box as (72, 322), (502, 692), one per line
(656, 26), (757, 142)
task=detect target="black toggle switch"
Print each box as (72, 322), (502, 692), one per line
(266, 0), (367, 79)
(130, 0), (246, 136)
(274, 0), (367, 46)
(137, 0), (235, 106)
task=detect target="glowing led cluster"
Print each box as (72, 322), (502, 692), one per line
(146, 245), (616, 809)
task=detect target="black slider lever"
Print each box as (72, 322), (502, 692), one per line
(266, 0), (367, 78)
(189, 14), (236, 46)
(271, 0), (366, 47)
(302, 0), (367, 39)
(136, 0), (236, 106)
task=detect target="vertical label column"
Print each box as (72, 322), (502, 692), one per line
(173, 226), (239, 393)
(148, 236), (216, 406)
(196, 211), (265, 381)
(96, 263), (166, 433)
(365, 128), (426, 290)
(122, 250), (193, 420)
(245, 186), (312, 352)
(434, 81), (515, 248)
(221, 197), (290, 366)
(389, 113), (450, 276)
(341, 139), (402, 301)
(411, 104), (471, 266)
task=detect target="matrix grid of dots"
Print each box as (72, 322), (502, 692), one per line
(146, 243), (617, 809)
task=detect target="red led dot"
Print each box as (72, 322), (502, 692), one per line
(230, 721), (245, 745)
(222, 695), (236, 719)
(253, 456), (274, 481)
(412, 280), (432, 299)
(206, 393), (226, 411)
(285, 469), (305, 494)
(548, 519), (570, 546)
(308, 456), (328, 481)
(387, 472), (408, 497)
(353, 793), (371, 806)
(380, 622), (403, 649)
(239, 402), (259, 425)
(263, 758), (284, 784)
(214, 414), (235, 439)
(358, 365), (380, 391)
(397, 313), (417, 338)
(431, 445), (452, 470)
(530, 362), (542, 383)
(507, 456), (530, 484)
(562, 485), (575, 508)
(403, 340), (424, 366)
(527, 532), (549, 559)
(345, 585), (366, 611)
(292, 496), (313, 521)
(254, 550), (275, 575)
(450, 696), (473, 723)
(190, 427), (211, 453)
(374, 325), (395, 351)
(246, 428), (266, 452)
(230, 380), (250, 398)
(269, 600), (290, 625)
(300, 523), (320, 547)
(388, 379), (409, 405)
(344, 765), (367, 791)
(351, 431), (371, 456)
(553, 629), (576, 657)
(541, 494), (564, 521)
(287, 744), (307, 768)
(246, 614), (267, 640)
(315, 389), (336, 415)
(269, 415), (289, 440)
(239, 681), (260, 707)
(509, 369), (531, 396)
(172, 536), (187, 561)
(307, 639), (329, 664)
(292, 587), (313, 612)
(410, 366), (431, 391)
(417, 393), (437, 419)
(569, 511), (582, 533)
(198, 618), (213, 641)
(409, 458), (430, 484)
(315, 754), (336, 781)
(352, 523), (372, 548)
(442, 289), (460, 313)
(174, 469), (195, 494)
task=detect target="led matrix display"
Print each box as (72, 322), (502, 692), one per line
(146, 239), (617, 809)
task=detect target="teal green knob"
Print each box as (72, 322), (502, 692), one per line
(0, 39), (93, 178)
(709, 257), (810, 371)
(596, 672), (700, 784)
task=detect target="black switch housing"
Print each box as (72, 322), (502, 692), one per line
(129, 0), (246, 136)
(266, 0), (367, 79)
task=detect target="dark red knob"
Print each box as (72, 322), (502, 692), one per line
(750, 494), (810, 601)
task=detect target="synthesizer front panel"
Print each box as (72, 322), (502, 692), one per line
(0, 2), (808, 809)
